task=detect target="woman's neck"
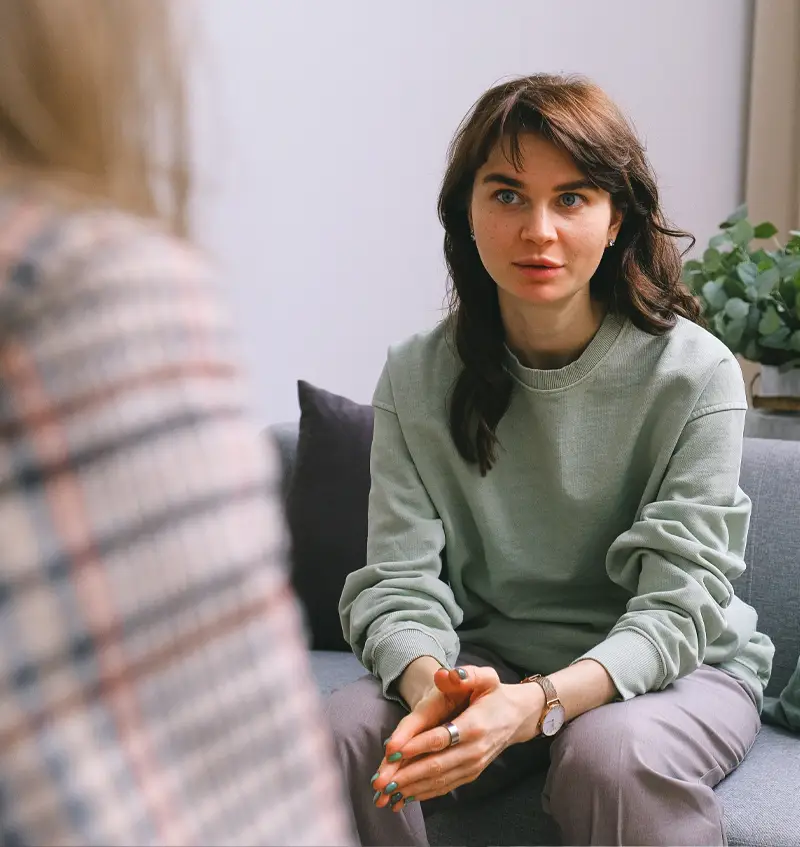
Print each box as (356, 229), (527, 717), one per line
(499, 293), (606, 370)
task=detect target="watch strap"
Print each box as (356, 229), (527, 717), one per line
(521, 674), (561, 707)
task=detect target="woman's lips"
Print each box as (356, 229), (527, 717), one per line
(513, 263), (563, 281)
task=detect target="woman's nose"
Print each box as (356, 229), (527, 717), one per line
(521, 206), (557, 244)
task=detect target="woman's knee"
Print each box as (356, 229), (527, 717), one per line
(547, 702), (638, 791)
(325, 674), (405, 755)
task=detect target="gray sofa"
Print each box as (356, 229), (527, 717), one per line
(271, 422), (800, 847)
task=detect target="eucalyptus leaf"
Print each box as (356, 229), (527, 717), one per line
(702, 281), (727, 312)
(724, 297), (750, 319)
(754, 221), (778, 239)
(703, 248), (722, 272)
(778, 255), (800, 277)
(709, 232), (730, 249)
(736, 262), (758, 285)
(758, 306), (782, 336)
(728, 219), (755, 246)
(722, 204), (748, 227)
(723, 274), (747, 298)
(761, 327), (791, 349)
(724, 319), (745, 348)
(745, 340), (760, 360)
(756, 266), (780, 296)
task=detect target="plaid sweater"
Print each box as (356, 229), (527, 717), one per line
(0, 193), (353, 846)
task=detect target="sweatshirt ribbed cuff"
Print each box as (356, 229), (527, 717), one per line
(371, 628), (450, 701)
(576, 629), (665, 699)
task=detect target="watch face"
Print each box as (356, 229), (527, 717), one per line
(541, 704), (566, 736)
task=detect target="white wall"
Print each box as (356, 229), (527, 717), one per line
(192, 0), (753, 424)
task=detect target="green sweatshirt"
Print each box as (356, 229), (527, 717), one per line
(340, 312), (774, 708)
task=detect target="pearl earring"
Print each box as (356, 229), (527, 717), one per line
(608, 239), (615, 247)
(470, 231), (476, 241)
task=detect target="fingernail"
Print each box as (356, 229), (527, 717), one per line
(456, 667), (468, 680)
(373, 790), (382, 805)
(387, 751), (402, 763)
(405, 796), (416, 805)
(390, 792), (403, 805)
(370, 771), (379, 784)
(383, 737), (392, 750)
(384, 781), (398, 795)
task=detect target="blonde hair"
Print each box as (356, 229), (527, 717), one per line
(0, 0), (191, 235)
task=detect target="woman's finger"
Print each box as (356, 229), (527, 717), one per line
(396, 687), (495, 764)
(383, 665), (484, 762)
(390, 768), (477, 811)
(398, 722), (456, 763)
(386, 665), (497, 757)
(435, 665), (500, 699)
(373, 745), (474, 810)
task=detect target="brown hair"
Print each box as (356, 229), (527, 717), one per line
(438, 73), (701, 475)
(0, 0), (192, 235)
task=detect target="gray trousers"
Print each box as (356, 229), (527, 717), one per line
(326, 645), (760, 846)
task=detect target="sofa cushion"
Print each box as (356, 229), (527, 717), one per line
(310, 650), (368, 698)
(286, 381), (374, 651)
(739, 437), (800, 697)
(716, 725), (800, 847)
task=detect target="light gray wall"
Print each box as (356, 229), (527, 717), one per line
(192, 0), (753, 423)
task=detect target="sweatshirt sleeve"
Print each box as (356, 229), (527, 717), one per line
(579, 357), (751, 698)
(338, 362), (463, 698)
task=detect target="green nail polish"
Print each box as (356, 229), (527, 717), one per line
(383, 736), (392, 747)
(373, 790), (382, 805)
(456, 667), (468, 680)
(405, 796), (416, 805)
(384, 781), (398, 795)
(387, 751), (402, 763)
(370, 772), (379, 785)
(390, 792), (403, 805)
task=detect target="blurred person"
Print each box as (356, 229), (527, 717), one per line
(0, 2), (352, 844)
(330, 74), (774, 846)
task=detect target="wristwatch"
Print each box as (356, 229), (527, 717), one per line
(520, 674), (566, 736)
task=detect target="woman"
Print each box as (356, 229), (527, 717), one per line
(0, 2), (351, 844)
(331, 74), (774, 846)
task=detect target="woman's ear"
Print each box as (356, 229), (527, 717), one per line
(608, 205), (624, 243)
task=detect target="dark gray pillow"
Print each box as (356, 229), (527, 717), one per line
(286, 381), (374, 651)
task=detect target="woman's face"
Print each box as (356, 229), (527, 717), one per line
(469, 132), (621, 310)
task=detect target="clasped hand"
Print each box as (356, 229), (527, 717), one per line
(371, 665), (545, 811)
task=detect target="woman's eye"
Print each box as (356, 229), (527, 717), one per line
(495, 189), (520, 205)
(560, 192), (585, 208)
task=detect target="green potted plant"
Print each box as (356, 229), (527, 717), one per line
(683, 204), (800, 400)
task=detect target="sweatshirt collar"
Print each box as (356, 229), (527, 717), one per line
(504, 310), (626, 391)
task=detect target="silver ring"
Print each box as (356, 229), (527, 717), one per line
(444, 721), (461, 747)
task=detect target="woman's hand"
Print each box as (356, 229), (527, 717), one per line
(372, 667), (545, 810)
(371, 665), (486, 806)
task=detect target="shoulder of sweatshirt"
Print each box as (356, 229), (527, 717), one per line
(375, 318), (460, 414)
(623, 315), (747, 411)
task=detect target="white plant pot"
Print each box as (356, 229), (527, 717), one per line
(759, 365), (800, 397)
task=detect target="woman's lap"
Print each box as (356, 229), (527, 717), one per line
(327, 649), (761, 845)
